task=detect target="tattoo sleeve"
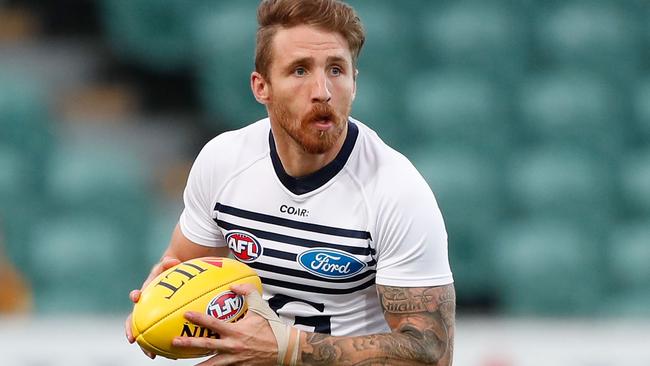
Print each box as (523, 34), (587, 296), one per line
(299, 284), (455, 366)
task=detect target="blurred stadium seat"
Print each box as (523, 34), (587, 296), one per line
(604, 221), (650, 316)
(192, 0), (266, 131)
(506, 145), (614, 233)
(608, 221), (650, 290)
(534, 0), (643, 83)
(100, 0), (194, 72)
(420, 0), (528, 82)
(0, 71), (53, 181)
(28, 213), (136, 313)
(633, 76), (650, 142)
(352, 71), (407, 149)
(0, 146), (38, 269)
(404, 70), (511, 159)
(517, 70), (626, 159)
(347, 0), (414, 84)
(45, 138), (153, 251)
(412, 146), (504, 302)
(144, 202), (182, 266)
(0, 146), (33, 209)
(492, 218), (603, 315)
(0, 72), (52, 271)
(619, 148), (650, 215)
(346, 0), (415, 148)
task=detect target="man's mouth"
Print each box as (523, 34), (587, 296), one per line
(311, 116), (334, 130)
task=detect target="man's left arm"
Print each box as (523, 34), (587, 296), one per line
(172, 283), (454, 365)
(299, 283), (455, 366)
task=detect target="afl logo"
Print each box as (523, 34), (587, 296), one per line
(298, 248), (366, 279)
(206, 291), (244, 322)
(226, 231), (262, 263)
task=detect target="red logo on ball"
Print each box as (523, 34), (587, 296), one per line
(206, 291), (244, 322)
(226, 231), (262, 263)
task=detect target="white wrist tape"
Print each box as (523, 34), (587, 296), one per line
(246, 291), (301, 365)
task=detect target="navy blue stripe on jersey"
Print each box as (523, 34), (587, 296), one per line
(262, 248), (297, 261)
(269, 121), (359, 195)
(249, 261), (376, 284)
(217, 219), (374, 256)
(215, 202), (371, 240)
(261, 276), (376, 295)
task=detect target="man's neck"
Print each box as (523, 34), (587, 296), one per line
(271, 124), (348, 178)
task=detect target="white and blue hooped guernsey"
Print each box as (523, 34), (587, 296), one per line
(179, 118), (453, 336)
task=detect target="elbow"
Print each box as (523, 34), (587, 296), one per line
(399, 326), (453, 365)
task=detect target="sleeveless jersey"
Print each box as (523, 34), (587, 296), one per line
(179, 118), (453, 336)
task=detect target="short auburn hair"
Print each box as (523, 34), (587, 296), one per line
(255, 0), (365, 80)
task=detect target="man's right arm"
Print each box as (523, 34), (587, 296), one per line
(125, 223), (229, 358)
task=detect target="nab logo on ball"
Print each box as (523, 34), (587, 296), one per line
(206, 291), (244, 322)
(226, 231), (261, 263)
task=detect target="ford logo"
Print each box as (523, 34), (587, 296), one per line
(298, 248), (366, 279)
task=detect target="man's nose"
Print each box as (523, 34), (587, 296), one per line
(310, 71), (332, 103)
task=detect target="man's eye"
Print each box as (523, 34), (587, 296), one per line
(294, 67), (307, 76)
(330, 67), (342, 76)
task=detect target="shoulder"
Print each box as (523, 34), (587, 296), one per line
(195, 118), (271, 169)
(187, 118), (270, 194)
(199, 118), (270, 158)
(349, 119), (433, 202)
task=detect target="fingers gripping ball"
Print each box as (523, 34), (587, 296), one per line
(131, 257), (263, 359)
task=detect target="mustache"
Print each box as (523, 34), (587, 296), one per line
(302, 103), (337, 123)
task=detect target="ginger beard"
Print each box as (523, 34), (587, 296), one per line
(269, 100), (350, 155)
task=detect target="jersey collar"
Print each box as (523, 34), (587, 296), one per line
(269, 121), (359, 195)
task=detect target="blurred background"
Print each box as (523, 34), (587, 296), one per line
(0, 0), (649, 365)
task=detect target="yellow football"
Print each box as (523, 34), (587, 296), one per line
(131, 257), (262, 359)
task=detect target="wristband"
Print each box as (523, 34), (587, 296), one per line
(246, 291), (301, 365)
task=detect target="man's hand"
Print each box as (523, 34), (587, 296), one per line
(125, 256), (182, 359)
(172, 284), (280, 366)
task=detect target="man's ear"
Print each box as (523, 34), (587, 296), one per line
(251, 71), (271, 104)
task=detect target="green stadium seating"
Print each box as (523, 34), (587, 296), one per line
(144, 201), (182, 265)
(411, 146), (504, 301)
(345, 0), (414, 148)
(0, 72), (53, 183)
(518, 71), (625, 159)
(192, 1), (266, 131)
(45, 141), (152, 245)
(100, 0), (195, 71)
(351, 71), (407, 149)
(506, 145), (614, 233)
(633, 77), (650, 142)
(0, 72), (52, 269)
(0, 146), (40, 271)
(534, 1), (642, 82)
(608, 221), (650, 290)
(346, 0), (414, 85)
(602, 291), (650, 318)
(492, 218), (603, 316)
(0, 146), (33, 209)
(28, 214), (137, 313)
(619, 149), (650, 215)
(420, 0), (527, 81)
(602, 221), (650, 317)
(404, 70), (511, 159)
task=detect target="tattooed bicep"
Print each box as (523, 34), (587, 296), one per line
(378, 284), (455, 314)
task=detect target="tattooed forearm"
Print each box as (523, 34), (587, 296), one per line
(300, 284), (455, 366)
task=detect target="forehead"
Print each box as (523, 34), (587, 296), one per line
(270, 25), (353, 65)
